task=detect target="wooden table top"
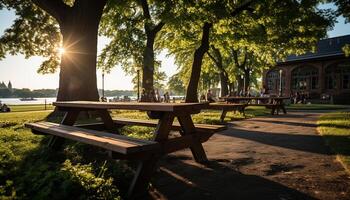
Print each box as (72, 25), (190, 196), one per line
(53, 101), (208, 113)
(221, 96), (290, 100)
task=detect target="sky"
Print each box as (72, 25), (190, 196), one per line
(0, 3), (350, 90)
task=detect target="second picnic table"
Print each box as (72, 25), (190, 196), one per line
(26, 101), (226, 198)
(208, 96), (289, 122)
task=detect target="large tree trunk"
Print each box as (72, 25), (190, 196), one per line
(139, 0), (164, 102)
(185, 23), (212, 103)
(141, 32), (156, 102)
(219, 72), (229, 96)
(236, 75), (244, 94)
(244, 69), (251, 95)
(208, 46), (229, 97)
(56, 1), (106, 101)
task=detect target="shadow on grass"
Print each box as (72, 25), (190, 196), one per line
(318, 123), (350, 129)
(147, 155), (316, 200)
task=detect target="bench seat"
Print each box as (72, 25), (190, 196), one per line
(112, 118), (227, 132)
(25, 122), (160, 155)
(246, 104), (276, 106)
(206, 103), (246, 109)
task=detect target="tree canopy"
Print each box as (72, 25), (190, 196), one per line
(0, 0), (343, 102)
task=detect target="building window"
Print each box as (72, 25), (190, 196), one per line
(266, 69), (285, 94)
(325, 62), (350, 90)
(291, 66), (318, 91)
(340, 62), (350, 89)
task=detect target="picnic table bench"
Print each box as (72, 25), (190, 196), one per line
(208, 96), (289, 122)
(25, 101), (226, 199)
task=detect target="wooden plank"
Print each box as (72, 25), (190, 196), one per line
(53, 101), (207, 114)
(206, 103), (246, 109)
(177, 115), (208, 163)
(25, 122), (159, 155)
(127, 113), (175, 198)
(160, 131), (213, 154)
(48, 110), (79, 150)
(112, 118), (226, 132)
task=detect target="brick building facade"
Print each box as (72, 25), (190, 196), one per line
(263, 35), (350, 104)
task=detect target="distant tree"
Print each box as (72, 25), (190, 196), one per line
(99, 0), (173, 101)
(0, 81), (6, 89)
(0, 88), (11, 97)
(167, 73), (186, 95)
(7, 81), (12, 91)
(330, 0), (350, 56)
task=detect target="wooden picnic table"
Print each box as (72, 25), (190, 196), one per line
(26, 101), (225, 199)
(219, 96), (290, 115)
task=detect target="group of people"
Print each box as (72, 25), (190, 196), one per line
(290, 91), (308, 104)
(199, 89), (216, 102)
(141, 89), (172, 103)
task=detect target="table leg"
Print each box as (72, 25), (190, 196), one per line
(279, 100), (287, 114)
(177, 115), (208, 163)
(127, 156), (159, 199)
(127, 113), (174, 198)
(48, 110), (79, 150)
(96, 109), (119, 134)
(282, 105), (287, 114)
(220, 110), (227, 123)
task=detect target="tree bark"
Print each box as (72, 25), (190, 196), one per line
(141, 31), (156, 102)
(185, 22), (212, 103)
(244, 68), (251, 95)
(139, 0), (164, 102)
(33, 0), (106, 101)
(207, 46), (229, 97)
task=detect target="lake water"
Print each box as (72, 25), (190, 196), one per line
(0, 96), (185, 105)
(0, 97), (57, 105)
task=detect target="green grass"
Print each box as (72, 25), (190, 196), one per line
(4, 104), (54, 112)
(317, 112), (350, 172)
(287, 103), (350, 110)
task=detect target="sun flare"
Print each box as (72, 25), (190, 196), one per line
(58, 47), (65, 56)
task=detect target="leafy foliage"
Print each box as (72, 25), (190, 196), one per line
(0, 0), (61, 73)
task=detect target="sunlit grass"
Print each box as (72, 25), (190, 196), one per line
(317, 112), (350, 172)
(5, 104), (54, 112)
(287, 104), (350, 110)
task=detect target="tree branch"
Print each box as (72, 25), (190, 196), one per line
(140, 0), (151, 19)
(231, 48), (241, 68)
(153, 21), (165, 34)
(242, 47), (248, 67)
(31, 0), (69, 23)
(207, 50), (219, 66)
(231, 0), (255, 17)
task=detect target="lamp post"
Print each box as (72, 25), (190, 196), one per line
(241, 74), (245, 96)
(102, 70), (105, 99)
(279, 69), (283, 97)
(137, 69), (140, 101)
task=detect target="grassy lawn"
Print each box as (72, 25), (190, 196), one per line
(287, 104), (350, 110)
(317, 112), (350, 172)
(5, 104), (54, 112)
(0, 106), (270, 199)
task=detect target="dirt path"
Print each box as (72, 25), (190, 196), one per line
(148, 111), (350, 200)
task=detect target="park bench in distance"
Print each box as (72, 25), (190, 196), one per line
(209, 96), (289, 122)
(25, 101), (226, 199)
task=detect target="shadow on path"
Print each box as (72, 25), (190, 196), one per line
(146, 155), (317, 200)
(249, 119), (318, 128)
(219, 127), (341, 155)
